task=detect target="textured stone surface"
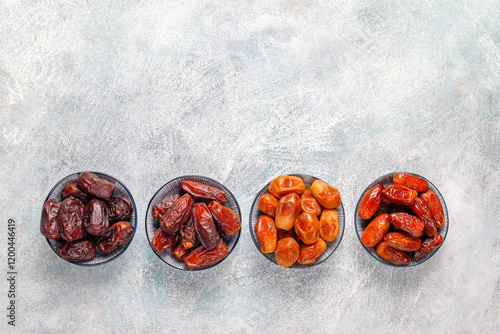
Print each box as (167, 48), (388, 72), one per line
(1, 0), (499, 332)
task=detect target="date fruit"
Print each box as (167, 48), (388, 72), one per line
(382, 185), (417, 206)
(184, 240), (229, 269)
(108, 197), (133, 222)
(421, 190), (445, 227)
(255, 215), (278, 253)
(294, 212), (320, 245)
(180, 216), (198, 249)
(208, 201), (242, 236)
(300, 189), (322, 216)
(414, 234), (443, 260)
(258, 193), (279, 217)
(151, 228), (177, 253)
(319, 209), (339, 242)
(58, 197), (85, 242)
(274, 237), (300, 268)
(57, 239), (96, 262)
(274, 193), (301, 231)
(358, 184), (384, 220)
(410, 197), (437, 236)
(383, 232), (421, 252)
(360, 213), (391, 247)
(297, 238), (327, 265)
(61, 183), (90, 203)
(40, 199), (61, 239)
(180, 180), (226, 204)
(192, 202), (220, 250)
(77, 172), (116, 201)
(268, 175), (306, 198)
(172, 243), (190, 260)
(393, 173), (429, 192)
(389, 212), (424, 238)
(97, 221), (134, 253)
(376, 241), (411, 265)
(83, 199), (109, 236)
(160, 193), (194, 234)
(152, 194), (180, 221)
(310, 180), (341, 209)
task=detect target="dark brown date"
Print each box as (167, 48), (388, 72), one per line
(97, 221), (134, 253)
(383, 232), (421, 252)
(180, 216), (198, 249)
(382, 185), (418, 206)
(414, 234), (443, 260)
(58, 197), (85, 242)
(389, 212), (424, 238)
(57, 239), (96, 262)
(152, 194), (180, 221)
(77, 172), (116, 201)
(40, 199), (61, 239)
(183, 240), (229, 269)
(151, 228), (177, 253)
(61, 183), (90, 203)
(180, 180), (226, 204)
(376, 241), (411, 265)
(192, 202), (220, 250)
(83, 199), (109, 236)
(172, 243), (190, 260)
(208, 201), (241, 236)
(160, 193), (194, 234)
(108, 197), (133, 222)
(410, 197), (438, 237)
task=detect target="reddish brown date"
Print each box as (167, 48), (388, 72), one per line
(192, 202), (220, 250)
(414, 234), (443, 260)
(57, 239), (96, 262)
(151, 228), (177, 253)
(180, 216), (198, 249)
(319, 209), (339, 242)
(180, 180), (226, 204)
(108, 197), (133, 222)
(297, 238), (327, 265)
(274, 193), (301, 231)
(255, 215), (278, 253)
(40, 199), (61, 239)
(382, 185), (418, 206)
(383, 232), (421, 252)
(294, 212), (320, 245)
(258, 193), (279, 217)
(390, 212), (424, 238)
(184, 240), (229, 269)
(83, 199), (109, 236)
(393, 173), (429, 192)
(421, 190), (445, 227)
(310, 180), (341, 209)
(361, 213), (391, 247)
(97, 221), (134, 253)
(172, 243), (190, 260)
(77, 172), (116, 201)
(275, 237), (300, 268)
(58, 197), (85, 242)
(160, 193), (194, 234)
(410, 197), (438, 236)
(268, 175), (306, 198)
(208, 201), (241, 236)
(376, 241), (411, 265)
(61, 183), (90, 203)
(152, 194), (180, 221)
(300, 189), (322, 216)
(358, 184), (384, 220)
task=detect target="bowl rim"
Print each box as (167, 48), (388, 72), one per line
(354, 171), (449, 267)
(43, 171), (138, 267)
(248, 173), (345, 269)
(145, 175), (241, 271)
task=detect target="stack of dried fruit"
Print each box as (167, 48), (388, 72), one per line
(40, 172), (135, 262)
(358, 173), (445, 265)
(150, 179), (241, 269)
(254, 175), (342, 267)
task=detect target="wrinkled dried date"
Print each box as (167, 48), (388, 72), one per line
(108, 197), (133, 222)
(77, 172), (116, 201)
(183, 240), (229, 269)
(414, 234), (443, 260)
(40, 199), (61, 239)
(160, 193), (194, 234)
(421, 190), (445, 227)
(193, 202), (220, 250)
(258, 193), (279, 217)
(389, 212), (424, 238)
(376, 241), (411, 265)
(294, 212), (320, 245)
(410, 197), (437, 236)
(151, 228), (177, 253)
(208, 201), (241, 236)
(268, 175), (306, 198)
(173, 243), (190, 260)
(255, 215), (278, 253)
(310, 180), (341, 209)
(57, 239), (96, 262)
(383, 232), (421, 252)
(61, 183), (90, 203)
(152, 194), (180, 221)
(180, 216), (198, 249)
(382, 185), (417, 206)
(97, 221), (134, 253)
(180, 180), (226, 204)
(393, 173), (429, 192)
(59, 197), (85, 242)
(83, 199), (109, 236)
(358, 184), (384, 220)
(274, 193), (301, 231)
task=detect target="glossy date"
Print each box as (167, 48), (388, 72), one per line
(152, 194), (180, 221)
(383, 232), (421, 252)
(414, 234), (443, 260)
(61, 183), (90, 203)
(40, 199), (61, 239)
(410, 197), (437, 236)
(275, 237), (300, 268)
(294, 212), (320, 245)
(310, 180), (341, 209)
(382, 185), (418, 206)
(389, 212), (424, 238)
(180, 216), (198, 249)
(274, 193), (301, 231)
(358, 184), (384, 220)
(108, 197), (133, 222)
(319, 209), (339, 242)
(393, 173), (429, 192)
(300, 189), (322, 216)
(297, 238), (327, 265)
(268, 175), (306, 198)
(83, 199), (109, 236)
(77, 172), (116, 201)
(255, 215), (277, 253)
(151, 228), (177, 253)
(208, 201), (241, 236)
(376, 241), (410, 265)
(58, 197), (85, 242)
(361, 213), (390, 247)
(421, 190), (445, 227)
(183, 240), (229, 269)
(57, 239), (96, 262)
(97, 221), (134, 253)
(160, 193), (194, 234)
(180, 180), (226, 204)
(192, 202), (220, 250)
(258, 193), (279, 217)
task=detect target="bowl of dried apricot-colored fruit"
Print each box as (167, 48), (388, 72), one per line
(355, 172), (448, 267)
(249, 174), (345, 268)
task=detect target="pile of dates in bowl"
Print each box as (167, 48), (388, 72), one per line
(145, 176), (242, 270)
(249, 174), (345, 268)
(355, 172), (449, 267)
(40, 172), (137, 266)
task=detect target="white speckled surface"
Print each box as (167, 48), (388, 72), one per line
(1, 0), (499, 332)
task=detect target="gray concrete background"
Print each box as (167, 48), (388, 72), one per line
(1, 0), (499, 333)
